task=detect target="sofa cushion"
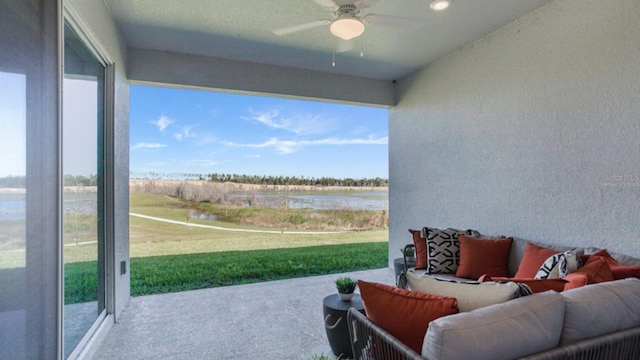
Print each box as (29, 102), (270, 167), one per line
(515, 242), (560, 278)
(424, 227), (480, 274)
(357, 280), (459, 354)
(455, 235), (513, 279)
(407, 271), (520, 312)
(422, 291), (565, 360)
(409, 229), (428, 270)
(560, 278), (640, 345)
(535, 251), (581, 279)
(610, 252), (640, 266)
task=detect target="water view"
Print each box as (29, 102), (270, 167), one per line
(0, 192), (25, 222)
(0, 192), (97, 222)
(227, 190), (388, 211)
(0, 191), (98, 255)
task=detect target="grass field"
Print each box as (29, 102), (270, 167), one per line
(65, 242), (387, 302)
(61, 191), (389, 303)
(128, 192), (388, 255)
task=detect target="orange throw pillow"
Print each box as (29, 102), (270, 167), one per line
(563, 256), (614, 291)
(358, 280), (458, 354)
(455, 235), (513, 279)
(562, 273), (589, 291)
(583, 249), (640, 280)
(409, 229), (428, 270)
(610, 265), (640, 280)
(514, 243), (560, 278)
(589, 249), (620, 266)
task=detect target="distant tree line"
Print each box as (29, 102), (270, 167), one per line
(64, 174), (97, 187)
(132, 172), (388, 187)
(0, 175), (25, 188)
(0, 175), (98, 187)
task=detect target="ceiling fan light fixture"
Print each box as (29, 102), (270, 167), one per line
(430, 0), (451, 11)
(330, 17), (365, 40)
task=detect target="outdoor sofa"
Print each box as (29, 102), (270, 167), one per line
(348, 229), (640, 359)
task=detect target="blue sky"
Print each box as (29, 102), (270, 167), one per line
(130, 85), (389, 179)
(0, 71), (26, 178)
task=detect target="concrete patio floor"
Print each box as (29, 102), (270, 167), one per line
(93, 267), (395, 359)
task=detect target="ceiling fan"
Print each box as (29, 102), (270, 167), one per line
(272, 0), (423, 46)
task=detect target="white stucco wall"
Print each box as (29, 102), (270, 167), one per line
(389, 0), (640, 265)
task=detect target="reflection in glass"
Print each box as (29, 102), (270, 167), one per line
(0, 71), (27, 357)
(63, 23), (105, 358)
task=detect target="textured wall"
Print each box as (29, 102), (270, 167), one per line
(389, 0), (640, 265)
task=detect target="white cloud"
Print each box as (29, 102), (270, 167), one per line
(352, 126), (367, 135)
(247, 110), (280, 128)
(222, 135), (388, 154)
(151, 115), (174, 132)
(243, 109), (333, 136)
(186, 159), (218, 167)
(174, 126), (195, 141)
(132, 142), (167, 150)
(197, 136), (217, 146)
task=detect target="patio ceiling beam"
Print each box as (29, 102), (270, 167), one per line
(127, 48), (396, 107)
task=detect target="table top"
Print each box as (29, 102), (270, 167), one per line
(323, 293), (364, 311)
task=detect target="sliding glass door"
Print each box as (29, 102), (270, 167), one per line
(0, 0), (60, 358)
(1, 2), (118, 357)
(62, 22), (106, 358)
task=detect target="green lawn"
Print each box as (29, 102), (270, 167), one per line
(61, 192), (389, 303)
(64, 242), (387, 303)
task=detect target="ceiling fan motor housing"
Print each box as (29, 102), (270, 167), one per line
(335, 4), (361, 18)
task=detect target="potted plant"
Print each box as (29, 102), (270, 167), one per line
(400, 246), (416, 269)
(401, 246), (415, 261)
(335, 277), (357, 301)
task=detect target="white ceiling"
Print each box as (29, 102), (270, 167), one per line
(105, 0), (552, 82)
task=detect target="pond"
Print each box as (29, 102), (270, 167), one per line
(227, 190), (388, 211)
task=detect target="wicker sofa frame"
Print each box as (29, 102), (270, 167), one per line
(347, 308), (640, 360)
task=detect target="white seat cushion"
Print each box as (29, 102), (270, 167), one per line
(422, 291), (565, 360)
(560, 277), (640, 345)
(406, 271), (520, 312)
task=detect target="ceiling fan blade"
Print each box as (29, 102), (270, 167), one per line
(272, 20), (330, 36)
(354, 0), (381, 9)
(335, 38), (355, 53)
(362, 14), (423, 29)
(311, 0), (339, 11)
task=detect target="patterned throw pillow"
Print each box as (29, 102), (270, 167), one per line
(423, 227), (480, 274)
(535, 251), (582, 279)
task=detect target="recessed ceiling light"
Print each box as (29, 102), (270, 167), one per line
(430, 0), (451, 11)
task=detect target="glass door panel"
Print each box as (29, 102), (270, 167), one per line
(2, 1), (61, 358)
(63, 23), (106, 358)
(0, 70), (27, 358)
